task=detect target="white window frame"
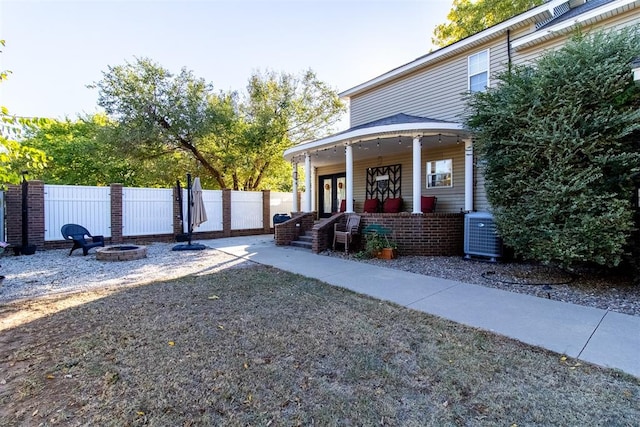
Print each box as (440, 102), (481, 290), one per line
(468, 49), (490, 93)
(426, 159), (453, 188)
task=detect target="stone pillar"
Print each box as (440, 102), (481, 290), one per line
(5, 180), (45, 249)
(173, 185), (184, 235)
(110, 183), (123, 243)
(222, 189), (231, 237)
(262, 189), (271, 233)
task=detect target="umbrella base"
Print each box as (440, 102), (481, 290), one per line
(172, 243), (208, 251)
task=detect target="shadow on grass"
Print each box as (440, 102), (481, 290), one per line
(1, 265), (638, 425)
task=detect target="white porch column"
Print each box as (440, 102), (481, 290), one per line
(412, 136), (422, 214)
(464, 140), (474, 212)
(291, 162), (299, 212)
(345, 144), (354, 213)
(304, 153), (312, 212)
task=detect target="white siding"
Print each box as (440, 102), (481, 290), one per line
(44, 185), (111, 241)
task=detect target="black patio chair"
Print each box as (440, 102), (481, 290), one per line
(60, 224), (105, 256)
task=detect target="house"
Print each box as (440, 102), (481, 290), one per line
(278, 0), (640, 255)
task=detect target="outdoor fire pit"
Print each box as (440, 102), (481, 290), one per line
(96, 245), (147, 261)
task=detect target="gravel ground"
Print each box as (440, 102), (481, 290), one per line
(321, 251), (640, 317)
(0, 242), (638, 317)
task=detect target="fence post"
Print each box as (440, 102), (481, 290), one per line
(173, 185), (183, 236)
(110, 183), (123, 244)
(262, 190), (271, 233)
(223, 189), (231, 237)
(5, 180), (45, 249)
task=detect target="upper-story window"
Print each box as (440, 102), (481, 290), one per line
(468, 50), (489, 92)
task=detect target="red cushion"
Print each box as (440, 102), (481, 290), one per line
(383, 197), (402, 213)
(363, 198), (379, 213)
(421, 196), (437, 213)
(339, 199), (346, 212)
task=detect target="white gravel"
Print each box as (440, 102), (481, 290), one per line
(0, 243), (250, 303)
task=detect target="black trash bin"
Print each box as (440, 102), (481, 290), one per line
(273, 214), (291, 225)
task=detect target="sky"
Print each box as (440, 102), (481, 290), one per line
(0, 0), (452, 122)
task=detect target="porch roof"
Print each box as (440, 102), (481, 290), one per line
(283, 113), (468, 166)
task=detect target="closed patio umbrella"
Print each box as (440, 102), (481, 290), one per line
(191, 177), (207, 229)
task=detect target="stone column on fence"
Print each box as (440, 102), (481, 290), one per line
(262, 190), (271, 233)
(5, 180), (45, 250)
(110, 183), (123, 244)
(172, 185), (183, 236)
(222, 189), (231, 237)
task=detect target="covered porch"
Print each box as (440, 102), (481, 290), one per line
(279, 113), (476, 255)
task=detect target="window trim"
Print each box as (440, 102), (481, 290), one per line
(468, 49), (490, 93)
(426, 159), (453, 189)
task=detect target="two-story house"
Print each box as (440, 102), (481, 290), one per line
(278, 0), (640, 255)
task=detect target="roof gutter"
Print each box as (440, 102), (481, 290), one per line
(512, 0), (639, 50)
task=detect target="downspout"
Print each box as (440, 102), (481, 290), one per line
(507, 29), (512, 73)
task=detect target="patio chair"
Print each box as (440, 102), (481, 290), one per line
(333, 214), (361, 253)
(61, 224), (105, 256)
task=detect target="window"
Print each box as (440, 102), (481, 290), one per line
(468, 50), (489, 93)
(427, 159), (453, 188)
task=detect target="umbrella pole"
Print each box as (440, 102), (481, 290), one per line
(171, 172), (207, 252)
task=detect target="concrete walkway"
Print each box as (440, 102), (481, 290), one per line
(201, 235), (640, 378)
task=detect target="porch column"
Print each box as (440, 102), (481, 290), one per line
(465, 140), (474, 212)
(304, 153), (312, 212)
(345, 144), (354, 213)
(292, 162), (299, 212)
(412, 136), (422, 214)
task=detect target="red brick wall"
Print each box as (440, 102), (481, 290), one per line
(274, 212), (315, 246)
(110, 184), (123, 244)
(5, 180), (45, 249)
(359, 212), (464, 256)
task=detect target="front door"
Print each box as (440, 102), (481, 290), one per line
(319, 174), (346, 218)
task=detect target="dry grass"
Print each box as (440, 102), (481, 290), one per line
(1, 265), (638, 426)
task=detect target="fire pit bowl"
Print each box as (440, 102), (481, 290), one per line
(96, 245), (147, 261)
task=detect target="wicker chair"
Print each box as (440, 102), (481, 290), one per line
(333, 215), (361, 253)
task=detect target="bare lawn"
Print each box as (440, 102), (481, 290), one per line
(1, 265), (638, 425)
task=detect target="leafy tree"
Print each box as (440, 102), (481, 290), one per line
(92, 59), (344, 190)
(19, 114), (193, 187)
(432, 0), (543, 47)
(466, 28), (640, 269)
(0, 40), (48, 186)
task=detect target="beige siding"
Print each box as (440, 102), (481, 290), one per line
(314, 144), (467, 213)
(349, 35), (516, 127)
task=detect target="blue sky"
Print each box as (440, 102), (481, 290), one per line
(0, 0), (451, 121)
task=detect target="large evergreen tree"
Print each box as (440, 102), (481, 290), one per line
(466, 28), (640, 269)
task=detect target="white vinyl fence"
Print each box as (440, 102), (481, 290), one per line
(123, 187), (174, 236)
(269, 191), (294, 227)
(181, 189), (224, 233)
(44, 185), (111, 241)
(231, 191), (263, 230)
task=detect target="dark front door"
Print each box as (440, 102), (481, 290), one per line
(319, 173), (346, 218)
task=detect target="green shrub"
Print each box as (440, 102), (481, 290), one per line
(466, 28), (640, 269)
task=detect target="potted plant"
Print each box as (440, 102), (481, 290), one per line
(363, 225), (398, 259)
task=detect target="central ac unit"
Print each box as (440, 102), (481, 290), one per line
(464, 212), (502, 262)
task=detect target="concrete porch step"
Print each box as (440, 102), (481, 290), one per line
(290, 240), (312, 249)
(290, 231), (313, 250)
